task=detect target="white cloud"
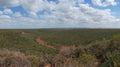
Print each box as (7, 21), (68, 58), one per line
(0, 11), (3, 15)
(0, 15), (11, 19)
(20, 0), (56, 16)
(13, 12), (22, 17)
(0, 0), (119, 28)
(92, 0), (117, 7)
(3, 9), (13, 14)
(40, 2), (119, 25)
(0, 0), (20, 7)
(0, 15), (12, 25)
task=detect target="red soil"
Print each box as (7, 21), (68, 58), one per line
(36, 37), (55, 49)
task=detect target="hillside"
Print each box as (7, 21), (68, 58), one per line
(0, 29), (120, 67)
(1, 29), (120, 55)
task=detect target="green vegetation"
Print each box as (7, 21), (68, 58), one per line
(0, 30), (57, 56)
(0, 29), (120, 67)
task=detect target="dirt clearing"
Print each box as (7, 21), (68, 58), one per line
(36, 37), (55, 49)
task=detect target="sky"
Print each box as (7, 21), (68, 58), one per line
(0, 0), (120, 28)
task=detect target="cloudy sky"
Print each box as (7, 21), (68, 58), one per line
(0, 0), (120, 28)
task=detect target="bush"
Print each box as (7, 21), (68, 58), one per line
(0, 49), (31, 67)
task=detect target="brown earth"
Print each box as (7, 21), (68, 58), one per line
(36, 37), (55, 49)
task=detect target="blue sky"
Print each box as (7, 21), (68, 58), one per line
(0, 0), (120, 28)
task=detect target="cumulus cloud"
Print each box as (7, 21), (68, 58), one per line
(13, 12), (22, 17)
(0, 15), (12, 25)
(92, 0), (117, 7)
(0, 11), (3, 15)
(3, 9), (13, 14)
(0, 0), (20, 7)
(0, 0), (119, 28)
(0, 15), (11, 19)
(20, 0), (56, 16)
(40, 3), (119, 28)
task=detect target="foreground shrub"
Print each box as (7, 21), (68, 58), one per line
(0, 49), (31, 67)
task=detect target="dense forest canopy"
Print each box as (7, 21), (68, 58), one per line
(0, 29), (120, 67)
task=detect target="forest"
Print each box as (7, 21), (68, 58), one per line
(0, 29), (120, 67)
